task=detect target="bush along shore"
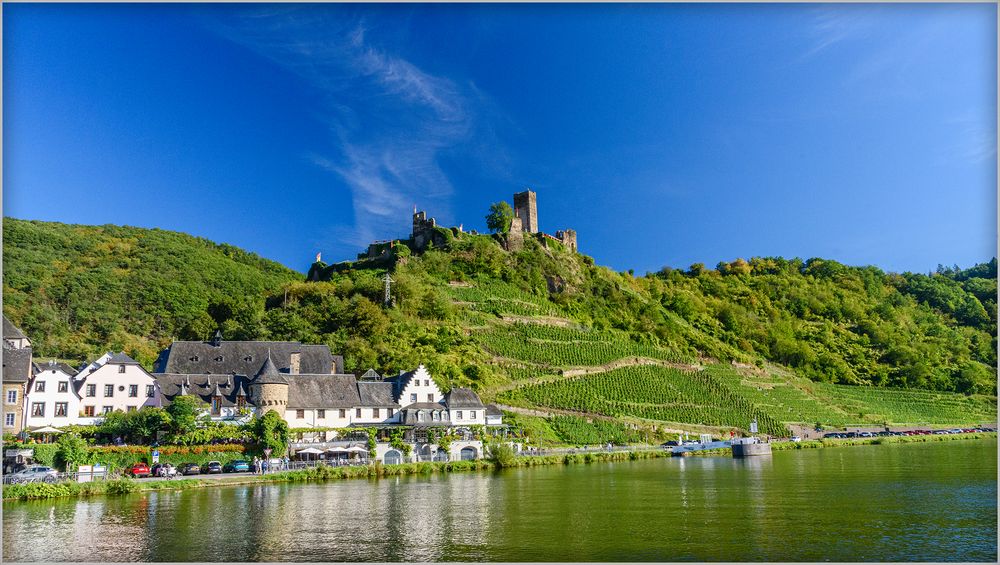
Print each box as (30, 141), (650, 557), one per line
(684, 430), (998, 457)
(4, 432), (995, 501)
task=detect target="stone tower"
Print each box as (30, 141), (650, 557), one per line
(249, 352), (289, 416)
(513, 190), (538, 233)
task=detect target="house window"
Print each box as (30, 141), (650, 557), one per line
(373, 408), (379, 418)
(410, 393), (417, 403)
(470, 411), (476, 420)
(417, 411), (424, 422)
(128, 385), (138, 398)
(126, 406), (137, 413)
(102, 406), (113, 415)
(4, 413), (14, 427)
(317, 409), (325, 419)
(104, 384), (114, 397)
(118, 365), (126, 374)
(339, 409), (346, 418)
(388, 408), (395, 417)
(55, 403), (68, 417)
(356, 408), (362, 418)
(146, 385), (155, 398)
(58, 381), (69, 393)
(34, 381), (45, 393)
(83, 406), (95, 417)
(296, 409), (305, 419)
(31, 403), (45, 417)
(211, 398), (221, 415)
(86, 384), (96, 397)
(424, 380), (429, 386)
(427, 394), (434, 402)
(5, 390), (16, 404)
(456, 411), (463, 420)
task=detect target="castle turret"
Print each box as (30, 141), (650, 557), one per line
(249, 352), (289, 416)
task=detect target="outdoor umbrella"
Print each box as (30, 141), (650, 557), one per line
(30, 426), (63, 434)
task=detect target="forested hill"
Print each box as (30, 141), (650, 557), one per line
(2, 217), (996, 400)
(2, 218), (302, 365)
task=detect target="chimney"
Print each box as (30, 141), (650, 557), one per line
(290, 352), (301, 375)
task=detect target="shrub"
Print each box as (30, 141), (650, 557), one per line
(105, 478), (139, 495)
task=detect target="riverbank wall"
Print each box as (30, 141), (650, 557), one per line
(4, 432), (994, 502)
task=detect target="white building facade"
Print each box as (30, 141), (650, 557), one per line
(25, 361), (82, 428)
(76, 352), (160, 423)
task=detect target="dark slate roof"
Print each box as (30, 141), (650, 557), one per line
(286, 374), (361, 409)
(154, 374), (251, 408)
(485, 404), (503, 417)
(32, 360), (79, 377)
(402, 402), (446, 410)
(360, 369), (382, 381)
(386, 370), (416, 400)
(253, 355), (289, 385)
(444, 387), (484, 409)
(2, 347), (33, 383)
(154, 340), (342, 375)
(108, 351), (141, 365)
(2, 316), (26, 340)
(357, 381), (398, 407)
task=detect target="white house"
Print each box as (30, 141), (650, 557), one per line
(75, 352), (160, 422)
(25, 361), (82, 428)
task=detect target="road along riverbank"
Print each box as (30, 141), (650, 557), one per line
(3, 431), (995, 501)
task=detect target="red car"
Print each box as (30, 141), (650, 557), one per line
(127, 462), (151, 478)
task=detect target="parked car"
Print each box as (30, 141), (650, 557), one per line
(223, 460), (250, 473)
(150, 463), (177, 478)
(661, 441), (679, 447)
(178, 463), (201, 476)
(203, 461), (223, 474)
(790, 436), (802, 442)
(7, 465), (58, 483)
(127, 462), (151, 478)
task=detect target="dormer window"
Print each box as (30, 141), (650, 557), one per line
(244, 355), (253, 362)
(189, 356), (199, 362)
(118, 365), (126, 374)
(215, 356), (224, 362)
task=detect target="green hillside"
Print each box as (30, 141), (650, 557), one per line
(2, 218), (301, 365)
(3, 217), (996, 443)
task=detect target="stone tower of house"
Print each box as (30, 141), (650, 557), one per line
(249, 352), (289, 416)
(513, 190), (538, 233)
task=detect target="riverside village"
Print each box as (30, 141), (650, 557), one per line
(1, 191), (580, 480)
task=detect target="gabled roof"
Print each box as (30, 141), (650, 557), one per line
(357, 381), (398, 407)
(360, 369), (382, 381)
(485, 404), (503, 417)
(444, 387), (484, 409)
(2, 316), (26, 340)
(286, 374), (361, 409)
(154, 340), (341, 375)
(32, 360), (79, 377)
(2, 347), (32, 383)
(107, 351), (141, 365)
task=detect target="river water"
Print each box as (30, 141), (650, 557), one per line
(3, 439), (996, 562)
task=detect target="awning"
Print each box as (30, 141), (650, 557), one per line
(29, 426), (64, 434)
(296, 447), (324, 455)
(344, 446), (369, 453)
(325, 447), (349, 453)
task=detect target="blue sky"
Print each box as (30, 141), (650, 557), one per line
(4, 3), (996, 275)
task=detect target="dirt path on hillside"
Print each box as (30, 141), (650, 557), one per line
(499, 314), (580, 327)
(488, 356), (702, 394)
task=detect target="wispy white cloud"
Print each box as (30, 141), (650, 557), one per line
(945, 113), (997, 165)
(204, 7), (484, 255)
(799, 7), (877, 61)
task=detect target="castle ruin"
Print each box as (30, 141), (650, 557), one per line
(510, 189), (577, 252)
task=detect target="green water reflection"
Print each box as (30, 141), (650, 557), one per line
(3, 439), (996, 562)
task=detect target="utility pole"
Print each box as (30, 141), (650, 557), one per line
(383, 272), (394, 307)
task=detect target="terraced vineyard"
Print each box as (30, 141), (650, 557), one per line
(811, 383), (997, 425)
(476, 323), (694, 367)
(446, 281), (563, 317)
(547, 415), (659, 445)
(498, 365), (788, 436)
